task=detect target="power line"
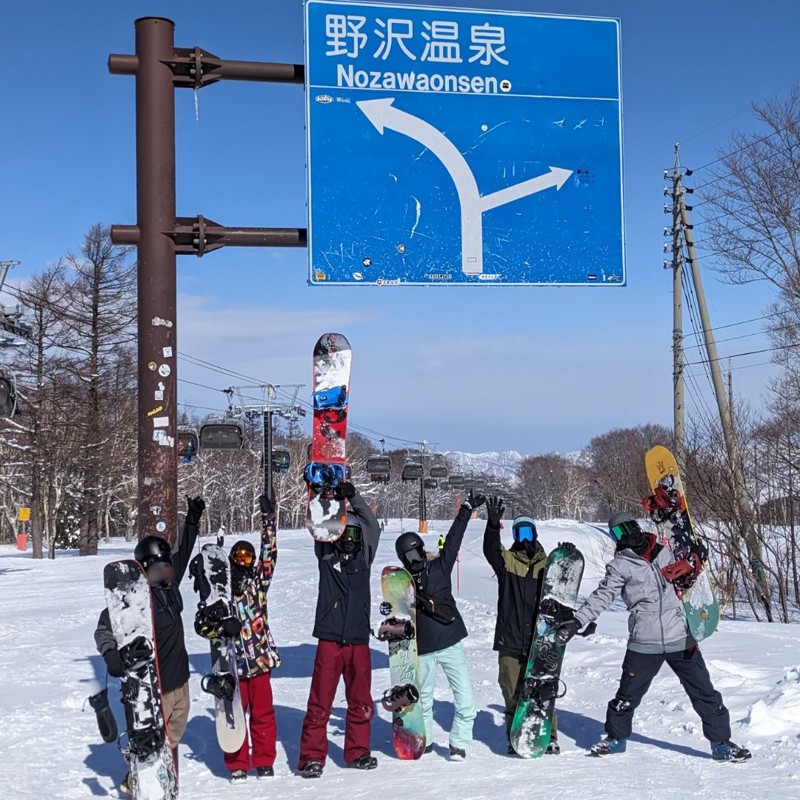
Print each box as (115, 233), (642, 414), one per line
(176, 350), (428, 450)
(690, 128), (785, 174)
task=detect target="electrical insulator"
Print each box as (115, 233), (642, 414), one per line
(684, 205), (693, 211)
(684, 168), (693, 176)
(663, 242), (669, 253)
(663, 186), (671, 196)
(663, 227), (671, 237)
(663, 169), (669, 179)
(663, 204), (671, 213)
(663, 259), (670, 269)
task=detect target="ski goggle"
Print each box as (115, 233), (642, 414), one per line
(230, 545), (256, 568)
(341, 524), (362, 543)
(610, 520), (640, 541)
(513, 524), (536, 543)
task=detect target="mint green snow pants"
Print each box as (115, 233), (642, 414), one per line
(418, 641), (477, 751)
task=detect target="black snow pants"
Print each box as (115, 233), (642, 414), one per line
(605, 647), (731, 742)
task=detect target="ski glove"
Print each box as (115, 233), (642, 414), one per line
(220, 617), (243, 638)
(259, 494), (274, 515)
(333, 481), (357, 501)
(554, 619), (581, 646)
(463, 489), (487, 511)
(186, 495), (206, 526)
(486, 496), (505, 528)
(103, 648), (126, 678)
(690, 540), (709, 563)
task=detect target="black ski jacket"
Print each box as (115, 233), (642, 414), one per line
(483, 524), (547, 656)
(312, 491), (381, 645)
(94, 517), (199, 693)
(414, 505), (470, 656)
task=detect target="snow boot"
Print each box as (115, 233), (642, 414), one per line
(711, 740), (752, 762)
(545, 738), (561, 755)
(448, 745), (467, 761)
(302, 761), (324, 779)
(591, 737), (627, 756)
(348, 754), (378, 770)
(256, 766), (274, 778)
(229, 769), (247, 784)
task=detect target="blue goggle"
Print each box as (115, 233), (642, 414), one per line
(513, 525), (535, 543)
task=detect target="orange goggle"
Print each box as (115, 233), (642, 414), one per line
(230, 546), (256, 568)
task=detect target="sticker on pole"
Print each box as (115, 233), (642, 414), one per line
(305, 1), (624, 285)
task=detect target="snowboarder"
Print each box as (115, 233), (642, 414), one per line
(298, 481), (382, 778)
(224, 494), (281, 783)
(94, 495), (206, 792)
(483, 506), (561, 754)
(556, 511), (751, 762)
(216, 524), (226, 547)
(394, 490), (482, 761)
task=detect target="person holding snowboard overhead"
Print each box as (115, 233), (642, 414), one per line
(556, 511), (751, 762)
(483, 505), (561, 755)
(221, 494), (281, 783)
(94, 495), (206, 793)
(394, 490), (482, 761)
(298, 481), (382, 778)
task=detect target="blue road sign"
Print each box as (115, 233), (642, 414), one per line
(305, 1), (624, 286)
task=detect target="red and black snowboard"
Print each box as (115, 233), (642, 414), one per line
(305, 333), (352, 542)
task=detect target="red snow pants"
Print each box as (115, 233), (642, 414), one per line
(298, 640), (374, 768)
(224, 671), (277, 771)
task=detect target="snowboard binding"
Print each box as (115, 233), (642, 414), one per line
(201, 673), (237, 703)
(304, 462), (347, 490)
(128, 726), (167, 759)
(119, 636), (154, 669)
(376, 617), (415, 642)
(382, 683), (420, 712)
(521, 676), (567, 706)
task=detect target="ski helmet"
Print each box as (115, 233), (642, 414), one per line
(395, 531), (426, 573)
(229, 540), (257, 570)
(134, 536), (172, 570)
(512, 515), (538, 543)
(340, 513), (363, 545)
(608, 511), (640, 542)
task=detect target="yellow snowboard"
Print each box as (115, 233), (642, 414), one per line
(645, 446), (719, 641)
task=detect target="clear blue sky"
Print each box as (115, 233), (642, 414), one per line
(1, 0), (796, 454)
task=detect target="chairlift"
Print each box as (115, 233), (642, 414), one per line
(447, 474), (465, 488)
(401, 462), (424, 482)
(429, 465), (448, 480)
(271, 448), (291, 474)
(423, 478), (437, 490)
(199, 418), (244, 450)
(366, 455), (391, 476)
(177, 428), (199, 463)
(474, 479), (488, 492)
(0, 372), (17, 419)
(370, 473), (390, 484)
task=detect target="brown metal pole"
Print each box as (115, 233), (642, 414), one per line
(135, 17), (178, 546)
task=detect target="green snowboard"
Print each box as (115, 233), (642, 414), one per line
(510, 544), (585, 758)
(380, 566), (426, 760)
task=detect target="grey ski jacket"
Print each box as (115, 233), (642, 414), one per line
(573, 542), (694, 654)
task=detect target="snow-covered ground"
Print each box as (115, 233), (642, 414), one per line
(2, 517), (800, 799)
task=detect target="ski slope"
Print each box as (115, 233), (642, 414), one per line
(1, 518), (799, 799)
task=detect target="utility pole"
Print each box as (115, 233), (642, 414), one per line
(665, 147), (685, 468)
(108, 18), (304, 543)
(232, 384), (305, 504)
(679, 190), (773, 620)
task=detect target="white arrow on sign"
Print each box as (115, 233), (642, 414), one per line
(356, 98), (573, 276)
(358, 98), (482, 274)
(480, 166), (573, 212)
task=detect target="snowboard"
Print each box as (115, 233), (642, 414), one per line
(645, 445), (719, 642)
(510, 543), (585, 758)
(305, 333), (351, 542)
(380, 566), (426, 760)
(189, 545), (247, 753)
(103, 560), (177, 800)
